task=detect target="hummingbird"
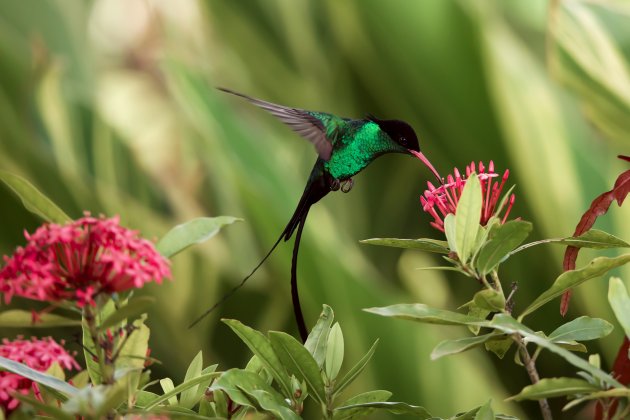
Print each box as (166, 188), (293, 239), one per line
(190, 88), (442, 341)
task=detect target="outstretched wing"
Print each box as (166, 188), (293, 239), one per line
(218, 87), (334, 161)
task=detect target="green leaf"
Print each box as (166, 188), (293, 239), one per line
(267, 331), (326, 405)
(487, 314), (622, 388)
(157, 216), (241, 258)
(11, 393), (74, 420)
(333, 339), (379, 396)
(520, 253), (630, 319)
(510, 229), (630, 256)
(325, 322), (344, 381)
(474, 400), (494, 420)
(0, 356), (78, 397)
(473, 289), (506, 312)
(484, 336), (513, 359)
(360, 238), (450, 254)
(144, 372), (220, 410)
(476, 220), (532, 274)
(333, 390), (391, 420)
(455, 172), (482, 264)
(365, 304), (485, 326)
(0, 170), (71, 223)
(431, 333), (496, 360)
(180, 351), (203, 409)
(444, 213), (458, 254)
(160, 378), (178, 405)
(98, 296), (155, 331)
(508, 377), (600, 401)
(334, 401), (432, 418)
(548, 316), (613, 342)
(0, 310), (80, 328)
(211, 369), (298, 420)
(222, 319), (292, 398)
(116, 319), (150, 372)
(608, 277), (630, 338)
(304, 304), (334, 368)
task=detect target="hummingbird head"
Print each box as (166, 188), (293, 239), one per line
(368, 115), (442, 183)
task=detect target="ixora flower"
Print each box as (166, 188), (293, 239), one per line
(0, 336), (79, 413)
(420, 161), (515, 232)
(0, 214), (171, 307)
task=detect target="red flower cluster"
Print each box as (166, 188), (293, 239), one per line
(0, 336), (79, 413)
(421, 161), (515, 232)
(0, 214), (171, 307)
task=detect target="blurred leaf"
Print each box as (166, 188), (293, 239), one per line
(431, 333), (496, 360)
(474, 400), (494, 420)
(145, 372), (220, 410)
(304, 304), (334, 368)
(508, 377), (599, 401)
(333, 339), (379, 396)
(268, 331), (326, 405)
(333, 390), (391, 420)
(0, 310), (79, 328)
(365, 304), (485, 325)
(222, 319), (292, 397)
(98, 296), (155, 331)
(334, 401), (432, 418)
(325, 322), (344, 381)
(455, 173), (482, 264)
(548, 316), (613, 342)
(180, 351), (203, 409)
(360, 238), (450, 254)
(476, 220), (532, 274)
(520, 254), (630, 318)
(0, 356), (78, 397)
(608, 277), (630, 338)
(473, 289), (506, 312)
(160, 378), (178, 405)
(116, 319), (150, 372)
(156, 216), (241, 258)
(0, 170), (70, 223)
(484, 336), (513, 360)
(11, 393), (74, 420)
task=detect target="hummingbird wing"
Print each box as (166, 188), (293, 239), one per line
(218, 87), (334, 160)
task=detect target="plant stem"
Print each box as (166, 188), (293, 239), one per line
(83, 305), (114, 385)
(515, 336), (553, 420)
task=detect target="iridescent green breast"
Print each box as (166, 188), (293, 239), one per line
(322, 120), (397, 180)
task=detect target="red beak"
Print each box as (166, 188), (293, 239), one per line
(409, 150), (442, 184)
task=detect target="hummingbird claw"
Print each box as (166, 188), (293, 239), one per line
(329, 179), (340, 191)
(340, 178), (354, 193)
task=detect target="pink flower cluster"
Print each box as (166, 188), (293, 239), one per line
(0, 336), (79, 413)
(0, 214), (171, 307)
(421, 161), (515, 232)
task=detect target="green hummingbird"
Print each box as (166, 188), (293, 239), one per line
(190, 88), (441, 341)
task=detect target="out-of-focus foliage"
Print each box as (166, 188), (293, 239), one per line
(0, 0), (628, 418)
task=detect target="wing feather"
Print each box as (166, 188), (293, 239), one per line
(218, 87), (334, 160)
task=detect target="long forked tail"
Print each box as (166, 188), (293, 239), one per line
(187, 230), (285, 329)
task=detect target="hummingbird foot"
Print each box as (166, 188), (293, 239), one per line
(329, 178), (341, 191)
(340, 178), (354, 193)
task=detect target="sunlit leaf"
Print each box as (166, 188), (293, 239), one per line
(608, 277), (630, 338)
(325, 322), (344, 381)
(455, 173), (482, 264)
(365, 304), (485, 325)
(180, 351), (203, 409)
(156, 216), (241, 258)
(474, 399), (493, 420)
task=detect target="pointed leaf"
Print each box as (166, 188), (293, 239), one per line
(508, 377), (600, 401)
(365, 304), (485, 325)
(0, 170), (71, 223)
(157, 216), (241, 258)
(520, 253), (630, 319)
(333, 390), (391, 420)
(0, 310), (80, 328)
(562, 230), (630, 249)
(325, 323), (344, 381)
(473, 289), (506, 312)
(360, 238), (450, 254)
(334, 401), (432, 418)
(455, 172), (482, 264)
(222, 319), (292, 397)
(268, 331), (326, 405)
(548, 316), (613, 343)
(431, 334), (496, 360)
(609, 277), (630, 338)
(239, 388), (301, 420)
(484, 336), (513, 359)
(474, 400), (494, 420)
(0, 356), (78, 397)
(180, 351), (203, 409)
(476, 220), (532, 274)
(334, 339), (378, 396)
(98, 296), (155, 331)
(160, 378), (178, 405)
(304, 305), (334, 368)
(144, 372), (220, 410)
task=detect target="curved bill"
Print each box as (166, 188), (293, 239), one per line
(409, 150), (442, 184)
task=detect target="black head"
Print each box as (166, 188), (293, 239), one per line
(368, 115), (420, 153)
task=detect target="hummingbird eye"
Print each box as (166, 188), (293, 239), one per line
(400, 136), (408, 147)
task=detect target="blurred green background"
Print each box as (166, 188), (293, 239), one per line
(0, 0), (629, 418)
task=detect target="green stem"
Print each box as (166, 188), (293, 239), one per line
(83, 305), (113, 385)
